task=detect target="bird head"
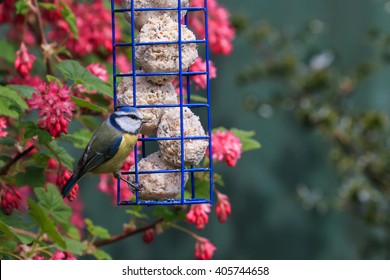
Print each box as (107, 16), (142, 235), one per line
(109, 106), (147, 134)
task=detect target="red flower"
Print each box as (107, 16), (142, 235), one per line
(194, 237), (216, 260)
(57, 169), (79, 202)
(172, 57), (217, 94)
(0, 117), (8, 137)
(142, 228), (155, 244)
(1, 187), (22, 215)
(9, 75), (43, 88)
(114, 53), (131, 74)
(49, 1), (121, 57)
(33, 255), (46, 260)
(51, 250), (76, 260)
(190, 57), (217, 89)
(215, 192), (232, 223)
(28, 81), (75, 138)
(186, 203), (211, 230)
(14, 43), (36, 77)
(86, 63), (109, 83)
(190, 0), (235, 55)
(211, 130), (242, 167)
(0, 0), (13, 24)
(46, 158), (81, 203)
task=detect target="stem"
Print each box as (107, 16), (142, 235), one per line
(30, 0), (52, 75)
(0, 145), (35, 176)
(0, 250), (23, 260)
(93, 218), (163, 248)
(166, 222), (199, 240)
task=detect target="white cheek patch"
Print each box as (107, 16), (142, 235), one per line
(116, 117), (136, 133)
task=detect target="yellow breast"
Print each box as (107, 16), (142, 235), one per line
(92, 134), (139, 174)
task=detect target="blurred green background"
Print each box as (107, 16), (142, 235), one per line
(81, 0), (390, 259)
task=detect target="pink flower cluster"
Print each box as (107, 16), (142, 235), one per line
(186, 192), (232, 230)
(0, 117), (8, 137)
(34, 251), (77, 260)
(211, 130), (242, 167)
(86, 63), (109, 83)
(0, 187), (22, 215)
(46, 159), (84, 230)
(186, 203), (211, 230)
(195, 237), (216, 260)
(0, 0), (13, 24)
(51, 250), (76, 260)
(49, 0), (121, 56)
(47, 159), (79, 202)
(14, 43), (36, 77)
(172, 57), (216, 94)
(28, 82), (75, 138)
(216, 192), (232, 223)
(190, 0), (235, 55)
(190, 57), (217, 89)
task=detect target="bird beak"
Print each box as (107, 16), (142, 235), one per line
(141, 118), (148, 124)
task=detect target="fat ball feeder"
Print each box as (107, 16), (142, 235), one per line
(111, 0), (213, 205)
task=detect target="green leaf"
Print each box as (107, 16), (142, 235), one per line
(56, 60), (112, 97)
(189, 94), (207, 103)
(184, 179), (210, 199)
(231, 128), (261, 152)
(0, 40), (17, 64)
(241, 137), (262, 152)
(0, 102), (19, 118)
(32, 153), (50, 168)
(15, 0), (29, 15)
(38, 2), (58, 10)
(0, 219), (34, 244)
(60, 0), (78, 39)
(15, 166), (45, 188)
(71, 96), (108, 113)
(62, 129), (92, 149)
(152, 206), (186, 221)
(0, 212), (34, 230)
(65, 226), (81, 241)
(27, 199), (66, 249)
(34, 184), (72, 225)
(46, 75), (62, 84)
(0, 137), (17, 147)
(8, 85), (35, 99)
(0, 86), (28, 110)
(126, 207), (148, 219)
(46, 141), (74, 170)
(92, 249), (112, 260)
(79, 115), (101, 130)
(85, 218), (111, 239)
(61, 237), (88, 256)
(22, 122), (52, 145)
(0, 86), (28, 117)
(212, 126), (227, 133)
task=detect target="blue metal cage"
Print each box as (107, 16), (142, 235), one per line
(110, 0), (213, 205)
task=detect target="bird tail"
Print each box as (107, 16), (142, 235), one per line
(61, 174), (80, 198)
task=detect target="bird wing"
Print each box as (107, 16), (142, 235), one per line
(72, 126), (123, 178)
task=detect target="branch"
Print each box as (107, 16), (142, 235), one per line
(0, 145), (35, 176)
(30, 0), (52, 75)
(93, 218), (164, 248)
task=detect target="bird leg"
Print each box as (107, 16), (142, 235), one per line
(113, 171), (142, 191)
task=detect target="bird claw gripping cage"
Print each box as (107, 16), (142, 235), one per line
(110, 0), (213, 205)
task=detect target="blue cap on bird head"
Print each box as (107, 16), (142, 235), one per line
(116, 106), (138, 113)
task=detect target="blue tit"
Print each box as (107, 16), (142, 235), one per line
(61, 106), (147, 199)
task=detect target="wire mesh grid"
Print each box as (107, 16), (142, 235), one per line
(110, 0), (213, 205)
